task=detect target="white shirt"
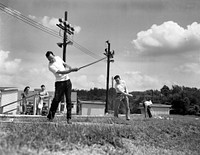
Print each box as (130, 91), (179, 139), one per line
(115, 80), (128, 94)
(144, 100), (153, 106)
(49, 56), (69, 82)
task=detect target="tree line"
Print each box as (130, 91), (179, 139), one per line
(73, 85), (200, 116)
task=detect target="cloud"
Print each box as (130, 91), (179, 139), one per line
(174, 63), (200, 74)
(72, 75), (95, 89)
(72, 74), (106, 90)
(28, 15), (36, 20)
(28, 15), (58, 30)
(0, 50), (53, 89)
(28, 15), (81, 33)
(132, 21), (200, 56)
(124, 71), (172, 91)
(0, 50), (21, 86)
(0, 50), (21, 75)
(74, 25), (81, 34)
(40, 16), (58, 30)
(9, 65), (54, 90)
(96, 74), (107, 88)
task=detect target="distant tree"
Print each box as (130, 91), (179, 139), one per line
(152, 90), (161, 103)
(160, 85), (170, 97)
(171, 93), (183, 114)
(87, 88), (106, 100)
(130, 96), (144, 114)
(171, 85), (182, 94)
(74, 85), (200, 116)
(183, 97), (190, 114)
(145, 89), (153, 97)
(194, 105), (200, 114)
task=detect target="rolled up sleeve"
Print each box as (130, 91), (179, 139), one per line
(49, 65), (58, 74)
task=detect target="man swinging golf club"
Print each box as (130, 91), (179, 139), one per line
(114, 75), (132, 120)
(45, 51), (79, 124)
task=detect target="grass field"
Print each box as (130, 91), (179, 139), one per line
(0, 114), (200, 155)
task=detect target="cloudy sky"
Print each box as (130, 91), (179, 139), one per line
(1, 0), (200, 91)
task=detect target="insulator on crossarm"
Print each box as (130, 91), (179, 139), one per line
(59, 18), (63, 23)
(112, 50), (115, 55)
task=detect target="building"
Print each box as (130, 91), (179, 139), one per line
(78, 100), (105, 116)
(71, 92), (77, 114)
(139, 104), (172, 116)
(58, 92), (77, 114)
(150, 104), (172, 115)
(0, 87), (18, 114)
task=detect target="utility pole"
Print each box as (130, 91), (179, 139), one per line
(56, 11), (74, 61)
(111, 76), (114, 111)
(63, 11), (67, 62)
(56, 11), (74, 112)
(104, 40), (114, 114)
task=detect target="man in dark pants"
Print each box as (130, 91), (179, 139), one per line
(45, 51), (79, 124)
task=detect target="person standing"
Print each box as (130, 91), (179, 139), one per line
(142, 96), (153, 118)
(114, 75), (132, 120)
(37, 85), (49, 115)
(21, 86), (30, 114)
(45, 51), (79, 124)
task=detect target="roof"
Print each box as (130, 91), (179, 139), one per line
(151, 104), (171, 108)
(0, 87), (18, 92)
(78, 100), (106, 105)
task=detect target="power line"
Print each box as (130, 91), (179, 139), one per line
(0, 2), (104, 61)
(0, 4), (60, 38)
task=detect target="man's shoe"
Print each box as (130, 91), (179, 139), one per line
(67, 119), (72, 124)
(47, 111), (54, 122)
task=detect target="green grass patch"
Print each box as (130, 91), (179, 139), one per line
(0, 115), (200, 155)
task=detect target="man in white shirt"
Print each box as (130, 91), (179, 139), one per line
(114, 75), (132, 120)
(37, 85), (49, 115)
(143, 96), (153, 118)
(45, 51), (79, 123)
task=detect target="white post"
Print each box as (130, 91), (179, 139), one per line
(33, 94), (37, 115)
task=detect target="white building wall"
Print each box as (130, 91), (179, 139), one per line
(1, 91), (18, 114)
(71, 92), (77, 114)
(59, 92), (77, 114)
(151, 107), (170, 115)
(81, 103), (105, 116)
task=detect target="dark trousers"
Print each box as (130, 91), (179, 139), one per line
(47, 79), (72, 120)
(114, 95), (130, 120)
(143, 103), (152, 118)
(147, 106), (152, 118)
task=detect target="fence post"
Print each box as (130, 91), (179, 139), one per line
(0, 107), (3, 114)
(33, 94), (37, 115)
